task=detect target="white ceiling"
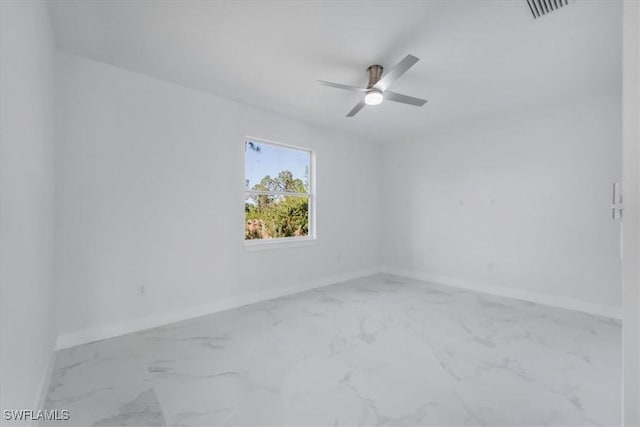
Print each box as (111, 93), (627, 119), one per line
(47, 0), (622, 144)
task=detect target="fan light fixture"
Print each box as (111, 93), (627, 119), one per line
(364, 89), (383, 106)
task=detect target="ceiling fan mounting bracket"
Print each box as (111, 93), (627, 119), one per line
(366, 65), (383, 89)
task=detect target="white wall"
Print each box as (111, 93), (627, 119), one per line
(0, 0), (57, 419)
(381, 91), (622, 317)
(54, 52), (380, 347)
(622, 1), (640, 425)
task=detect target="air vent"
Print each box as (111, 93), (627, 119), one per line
(526, 0), (570, 19)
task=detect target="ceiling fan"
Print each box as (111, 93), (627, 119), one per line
(316, 54), (427, 117)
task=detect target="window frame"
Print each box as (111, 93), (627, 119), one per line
(243, 137), (316, 250)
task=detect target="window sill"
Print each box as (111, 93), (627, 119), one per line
(244, 237), (317, 251)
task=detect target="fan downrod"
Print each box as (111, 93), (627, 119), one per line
(366, 65), (383, 89)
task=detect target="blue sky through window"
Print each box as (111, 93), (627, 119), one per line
(245, 141), (309, 190)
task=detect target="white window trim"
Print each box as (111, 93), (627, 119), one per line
(243, 137), (316, 249)
(244, 236), (317, 251)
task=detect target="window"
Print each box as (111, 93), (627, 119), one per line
(244, 139), (313, 243)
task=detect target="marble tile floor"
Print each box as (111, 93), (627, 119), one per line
(42, 275), (621, 427)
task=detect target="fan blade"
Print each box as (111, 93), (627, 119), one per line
(384, 91), (427, 106)
(316, 80), (366, 92)
(373, 55), (419, 92)
(346, 101), (366, 117)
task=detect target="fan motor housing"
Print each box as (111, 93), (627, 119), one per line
(366, 65), (383, 89)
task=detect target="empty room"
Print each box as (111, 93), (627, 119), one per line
(1, 1), (639, 426)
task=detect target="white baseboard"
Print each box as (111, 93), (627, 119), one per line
(55, 267), (380, 350)
(381, 266), (623, 320)
(33, 349), (56, 425)
(55, 265), (620, 349)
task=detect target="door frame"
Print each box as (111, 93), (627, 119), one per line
(622, 2), (639, 426)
